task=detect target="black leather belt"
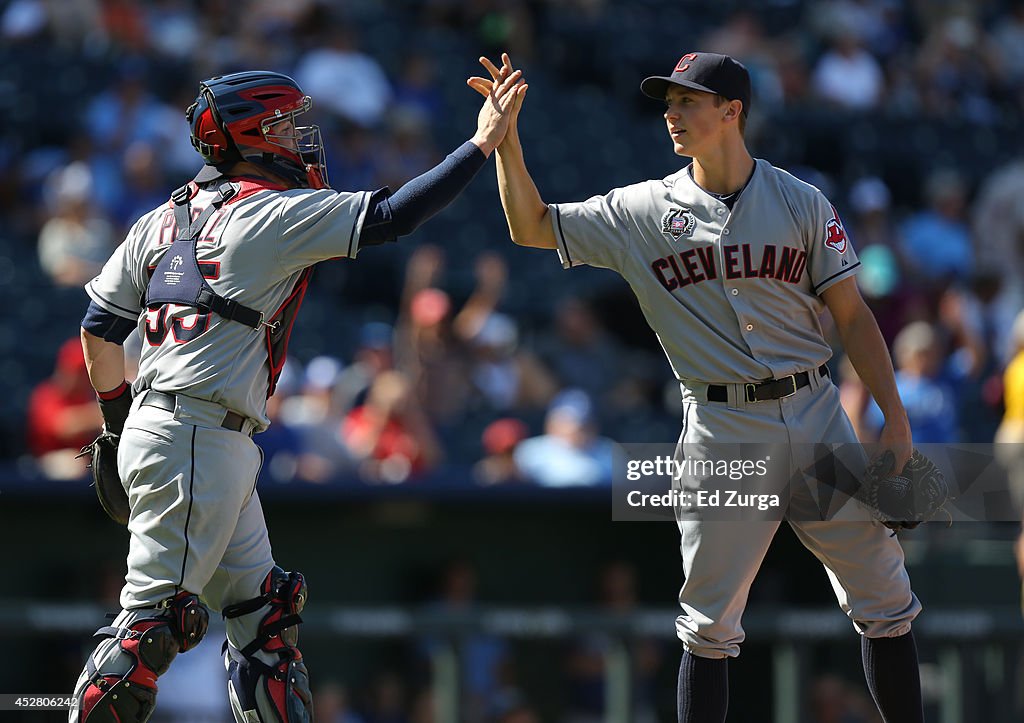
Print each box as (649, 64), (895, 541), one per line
(141, 390), (248, 433)
(707, 365), (829, 403)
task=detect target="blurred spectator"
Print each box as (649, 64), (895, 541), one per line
(914, 15), (1005, 124)
(342, 370), (442, 483)
(1, 0), (49, 42)
(280, 356), (357, 483)
(254, 360), (307, 483)
(898, 169), (974, 284)
(150, 621), (231, 723)
(992, 0), (1024, 84)
(496, 703), (541, 723)
(281, 355), (345, 426)
(473, 417), (529, 485)
(936, 285), (1003, 441)
(294, 27), (393, 128)
(328, 123), (387, 192)
(808, 673), (883, 723)
(392, 52), (444, 126)
(467, 312), (558, 412)
(26, 337), (102, 478)
(113, 141), (168, 231)
(142, 0), (202, 62)
(377, 108), (443, 192)
(461, 0), (536, 61)
(971, 158), (1024, 354)
(97, 0), (147, 50)
(395, 246), (474, 426)
(703, 11), (785, 111)
(514, 389), (616, 487)
(315, 681), (367, 723)
(451, 252), (508, 343)
(37, 161), (116, 287)
(418, 560), (514, 723)
(564, 560), (661, 723)
(996, 311), (1024, 514)
(811, 30), (885, 109)
(845, 176), (915, 345)
(536, 297), (625, 407)
(335, 321), (396, 415)
(83, 58), (180, 212)
(408, 689), (435, 723)
(398, 286), (473, 425)
(362, 671), (411, 723)
(864, 321), (961, 442)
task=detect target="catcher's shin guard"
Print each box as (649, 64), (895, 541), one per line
(223, 566), (312, 722)
(70, 592), (210, 723)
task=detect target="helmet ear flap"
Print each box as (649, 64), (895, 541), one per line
(189, 88), (239, 164)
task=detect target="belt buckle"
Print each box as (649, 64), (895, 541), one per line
(744, 382), (758, 403)
(779, 375), (798, 399)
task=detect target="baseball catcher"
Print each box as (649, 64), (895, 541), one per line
(70, 65), (524, 723)
(859, 448), (950, 531)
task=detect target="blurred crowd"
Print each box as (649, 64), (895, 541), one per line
(8, 0), (1024, 496)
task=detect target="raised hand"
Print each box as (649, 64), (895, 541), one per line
(468, 53), (528, 154)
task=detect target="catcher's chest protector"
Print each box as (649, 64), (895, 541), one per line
(145, 181), (312, 397)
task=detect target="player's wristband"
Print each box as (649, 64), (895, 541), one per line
(97, 381), (129, 401)
(97, 382), (133, 435)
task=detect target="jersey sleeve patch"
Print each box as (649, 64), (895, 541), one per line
(823, 204), (848, 255)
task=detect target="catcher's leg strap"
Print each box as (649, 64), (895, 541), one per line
(223, 566), (312, 723)
(71, 592), (209, 723)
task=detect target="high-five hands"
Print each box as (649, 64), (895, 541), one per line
(468, 53), (528, 154)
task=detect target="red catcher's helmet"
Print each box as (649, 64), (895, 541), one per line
(187, 71), (328, 189)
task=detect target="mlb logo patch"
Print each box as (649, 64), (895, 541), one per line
(662, 207), (696, 240)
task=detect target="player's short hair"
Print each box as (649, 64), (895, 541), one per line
(712, 94), (747, 136)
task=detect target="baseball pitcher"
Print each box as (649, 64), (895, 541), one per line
(474, 52), (927, 722)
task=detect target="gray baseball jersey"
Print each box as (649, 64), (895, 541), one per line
(86, 179), (371, 430)
(549, 158), (918, 659)
(550, 158), (860, 383)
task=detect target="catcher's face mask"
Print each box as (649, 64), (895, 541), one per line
(188, 71), (329, 190)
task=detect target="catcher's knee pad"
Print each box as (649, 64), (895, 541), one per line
(223, 566), (312, 722)
(71, 591), (209, 723)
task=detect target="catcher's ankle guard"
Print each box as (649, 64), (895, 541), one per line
(223, 566), (312, 723)
(71, 592), (210, 723)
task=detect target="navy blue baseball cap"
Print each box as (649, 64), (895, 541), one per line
(641, 52), (751, 115)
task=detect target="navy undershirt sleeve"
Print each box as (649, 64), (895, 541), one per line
(359, 140), (487, 245)
(82, 301), (136, 344)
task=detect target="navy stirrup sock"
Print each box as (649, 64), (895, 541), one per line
(678, 649), (728, 723)
(861, 630), (925, 723)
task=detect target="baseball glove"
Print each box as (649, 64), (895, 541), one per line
(77, 430), (130, 526)
(859, 449), (949, 532)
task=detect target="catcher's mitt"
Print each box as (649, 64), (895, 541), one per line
(77, 430), (129, 526)
(859, 449), (949, 532)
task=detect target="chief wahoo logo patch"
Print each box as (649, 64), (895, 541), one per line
(824, 204), (848, 255)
